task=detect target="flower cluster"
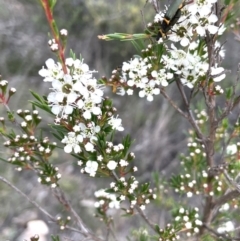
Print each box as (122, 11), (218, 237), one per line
(167, 0), (224, 45)
(4, 128), (60, 187)
(94, 189), (121, 209)
(61, 121), (101, 154)
(174, 207), (202, 237)
(117, 54), (172, 101)
(38, 56), (158, 214)
(39, 58), (103, 118)
(94, 176), (156, 214)
(113, 0), (226, 101)
(39, 58), (124, 160)
(77, 141), (136, 177)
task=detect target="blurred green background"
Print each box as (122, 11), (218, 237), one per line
(0, 0), (240, 240)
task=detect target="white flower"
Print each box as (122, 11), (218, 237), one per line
(85, 142), (95, 152)
(39, 58), (64, 82)
(217, 221), (234, 233)
(85, 161), (98, 177)
(185, 222), (192, 229)
(122, 57), (150, 89)
(179, 208), (185, 214)
(77, 98), (102, 120)
(154, 11), (166, 23)
(194, 227), (199, 233)
(47, 91), (74, 116)
(226, 144), (237, 155)
(61, 132), (83, 153)
(72, 59), (91, 80)
(211, 66), (225, 82)
(151, 69), (171, 87)
(74, 122), (100, 143)
(108, 116), (124, 131)
(133, 166), (138, 172)
(60, 29), (68, 36)
(65, 58), (74, 67)
(109, 197), (120, 209)
(218, 24), (226, 35)
(126, 89), (134, 95)
(195, 219), (203, 226)
(97, 155), (103, 162)
(107, 160), (118, 170)
(220, 203), (230, 212)
(140, 205), (146, 210)
(139, 80), (160, 101)
(47, 74), (80, 116)
(94, 189), (107, 198)
(187, 192), (193, 197)
(94, 189), (120, 209)
(119, 159), (128, 167)
(116, 87), (126, 96)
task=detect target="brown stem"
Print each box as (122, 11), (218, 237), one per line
(213, 190), (240, 210)
(175, 79), (205, 141)
(52, 187), (90, 234)
(0, 175), (87, 236)
(203, 223), (240, 241)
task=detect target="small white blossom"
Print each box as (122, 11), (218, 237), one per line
(61, 132), (83, 153)
(217, 221), (234, 233)
(107, 160), (118, 170)
(60, 29), (68, 36)
(97, 155), (103, 162)
(226, 144), (237, 155)
(211, 66), (225, 82)
(119, 159), (128, 167)
(85, 142), (95, 152)
(39, 58), (64, 82)
(85, 161), (98, 177)
(108, 116), (124, 131)
(185, 222), (192, 229)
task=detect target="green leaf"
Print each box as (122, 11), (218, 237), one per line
(226, 87), (233, 100)
(49, 0), (57, 10)
(222, 118), (229, 129)
(140, 182), (150, 193)
(154, 224), (160, 234)
(69, 49), (76, 59)
(52, 20), (59, 36)
(224, 0), (231, 4)
(29, 90), (53, 115)
(131, 39), (146, 55)
(99, 33), (150, 41)
(0, 157), (8, 163)
(51, 235), (60, 241)
(7, 111), (15, 122)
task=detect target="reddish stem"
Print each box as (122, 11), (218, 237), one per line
(41, 0), (67, 74)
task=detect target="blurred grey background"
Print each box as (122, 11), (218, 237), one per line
(0, 0), (240, 240)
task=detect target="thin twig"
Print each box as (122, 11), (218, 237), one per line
(218, 63), (240, 123)
(160, 87), (188, 119)
(52, 187), (90, 234)
(175, 80), (205, 141)
(176, 79), (189, 107)
(219, 117), (240, 164)
(199, 3), (220, 235)
(213, 189), (240, 210)
(0, 175), (56, 221)
(0, 176), (103, 241)
(203, 223), (240, 241)
(135, 205), (156, 232)
(223, 170), (240, 192)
